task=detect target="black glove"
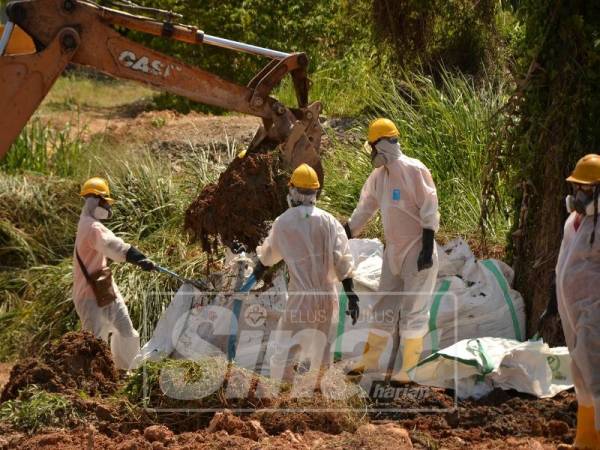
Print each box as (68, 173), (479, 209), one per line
(342, 278), (360, 325)
(230, 240), (246, 254)
(343, 223), (352, 240)
(126, 246), (156, 272)
(251, 260), (268, 284)
(417, 228), (435, 272)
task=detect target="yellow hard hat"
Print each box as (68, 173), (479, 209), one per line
(80, 177), (115, 204)
(567, 154), (600, 185)
(289, 163), (320, 190)
(0, 24), (36, 55)
(367, 118), (399, 144)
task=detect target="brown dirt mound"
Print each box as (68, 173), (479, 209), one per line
(1, 331), (119, 402)
(254, 392), (365, 436)
(373, 385), (576, 449)
(185, 149), (288, 252)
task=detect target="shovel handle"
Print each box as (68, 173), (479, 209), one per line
(155, 265), (209, 290)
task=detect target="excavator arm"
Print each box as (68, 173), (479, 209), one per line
(0, 0), (323, 176)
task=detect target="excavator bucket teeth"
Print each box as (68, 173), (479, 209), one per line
(246, 101), (324, 183)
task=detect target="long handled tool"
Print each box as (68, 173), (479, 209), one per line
(155, 265), (210, 291)
(227, 263), (259, 361)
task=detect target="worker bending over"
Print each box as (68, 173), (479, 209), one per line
(555, 155), (600, 450)
(346, 118), (439, 383)
(73, 177), (156, 370)
(251, 164), (359, 382)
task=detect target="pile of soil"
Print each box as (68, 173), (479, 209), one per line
(185, 149), (289, 252)
(1, 421), (415, 450)
(373, 385), (577, 449)
(1, 332), (119, 402)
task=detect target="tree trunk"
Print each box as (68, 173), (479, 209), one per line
(508, 1), (600, 343)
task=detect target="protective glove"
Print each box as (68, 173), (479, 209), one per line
(229, 240), (246, 254)
(343, 223), (352, 240)
(417, 228), (435, 272)
(126, 246), (156, 272)
(251, 260), (268, 284)
(342, 278), (360, 325)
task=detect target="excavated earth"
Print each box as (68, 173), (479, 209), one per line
(0, 332), (578, 449)
(1, 331), (119, 402)
(185, 148), (289, 252)
(0, 388), (577, 449)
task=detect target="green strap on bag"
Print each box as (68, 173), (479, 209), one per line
(334, 291), (348, 362)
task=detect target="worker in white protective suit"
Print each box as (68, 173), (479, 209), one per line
(73, 177), (156, 370)
(250, 164), (358, 382)
(554, 154), (600, 449)
(345, 118), (439, 384)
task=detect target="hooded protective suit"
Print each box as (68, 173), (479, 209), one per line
(257, 204), (354, 380)
(348, 146), (439, 357)
(73, 197), (140, 370)
(556, 206), (600, 428)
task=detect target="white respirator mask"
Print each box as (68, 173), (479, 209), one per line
(84, 197), (113, 221)
(287, 187), (317, 208)
(367, 138), (402, 168)
(93, 205), (112, 220)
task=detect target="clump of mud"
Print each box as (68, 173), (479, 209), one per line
(185, 150), (289, 252)
(1, 331), (119, 402)
(373, 385), (577, 448)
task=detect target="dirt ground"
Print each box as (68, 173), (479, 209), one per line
(0, 393), (573, 450)
(48, 107), (262, 152)
(0, 426), (559, 450)
(0, 332), (577, 450)
(1, 332), (119, 403)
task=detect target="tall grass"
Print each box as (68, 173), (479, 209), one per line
(0, 175), (80, 268)
(1, 119), (85, 177)
(275, 56), (376, 117)
(322, 69), (511, 242)
(371, 70), (511, 239)
(0, 145), (220, 360)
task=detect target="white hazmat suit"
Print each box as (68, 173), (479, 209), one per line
(257, 204), (354, 380)
(348, 148), (439, 370)
(73, 197), (140, 370)
(556, 208), (600, 428)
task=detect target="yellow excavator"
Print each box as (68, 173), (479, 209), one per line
(0, 0), (324, 178)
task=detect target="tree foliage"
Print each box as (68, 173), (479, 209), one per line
(112, 0), (372, 83)
(372, 0), (501, 77)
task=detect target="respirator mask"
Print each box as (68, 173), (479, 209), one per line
(287, 187), (317, 208)
(367, 137), (401, 168)
(566, 185), (596, 215)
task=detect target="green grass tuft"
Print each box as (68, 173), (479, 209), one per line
(1, 119), (86, 177)
(0, 386), (80, 433)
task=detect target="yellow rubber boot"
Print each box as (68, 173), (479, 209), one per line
(390, 337), (424, 384)
(558, 405), (600, 450)
(347, 332), (389, 377)
(573, 405), (599, 449)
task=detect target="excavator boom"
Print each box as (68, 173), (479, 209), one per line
(0, 0), (323, 177)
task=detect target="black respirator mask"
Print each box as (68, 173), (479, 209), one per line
(566, 185), (595, 215)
